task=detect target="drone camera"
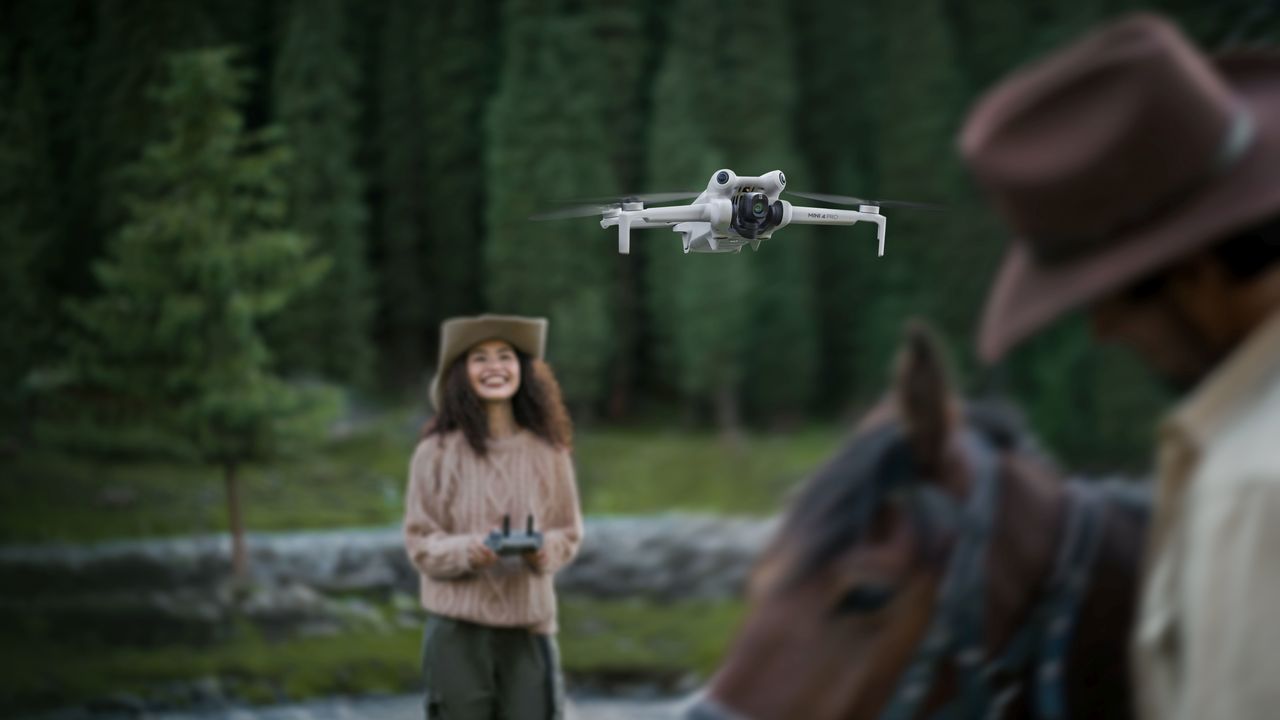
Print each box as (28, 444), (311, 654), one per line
(731, 191), (784, 239)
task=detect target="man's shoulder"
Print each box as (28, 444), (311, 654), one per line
(1198, 368), (1280, 489)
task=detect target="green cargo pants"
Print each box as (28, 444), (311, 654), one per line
(420, 614), (565, 720)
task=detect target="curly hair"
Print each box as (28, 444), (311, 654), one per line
(423, 349), (573, 455)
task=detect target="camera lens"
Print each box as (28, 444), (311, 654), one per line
(717, 171), (729, 184)
(752, 200), (765, 215)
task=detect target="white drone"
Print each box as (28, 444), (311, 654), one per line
(531, 169), (941, 255)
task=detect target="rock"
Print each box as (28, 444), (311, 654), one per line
(87, 692), (146, 714)
(188, 676), (225, 707)
(2, 515), (784, 648)
(2, 515), (778, 604)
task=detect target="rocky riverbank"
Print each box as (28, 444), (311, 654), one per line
(1, 515), (775, 645)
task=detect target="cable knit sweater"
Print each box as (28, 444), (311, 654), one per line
(402, 429), (583, 634)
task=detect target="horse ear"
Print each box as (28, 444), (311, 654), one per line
(893, 319), (954, 479)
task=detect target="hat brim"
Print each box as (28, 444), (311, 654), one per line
(979, 52), (1280, 362)
(429, 315), (548, 408)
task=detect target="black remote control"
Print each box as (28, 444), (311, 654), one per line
(484, 514), (544, 556)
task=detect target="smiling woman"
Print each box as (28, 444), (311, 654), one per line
(404, 314), (582, 720)
(467, 340), (522, 403)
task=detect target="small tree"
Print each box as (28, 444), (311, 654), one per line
(67, 48), (332, 580)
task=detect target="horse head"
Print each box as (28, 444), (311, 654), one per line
(687, 321), (1146, 720)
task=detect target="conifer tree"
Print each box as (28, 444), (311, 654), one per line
(374, 0), (431, 385)
(862, 0), (977, 382)
(419, 0), (503, 337)
(575, 0), (656, 417)
(486, 2), (619, 413)
(72, 0), (214, 295)
(66, 49), (332, 579)
(270, 0), (373, 385)
(645, 0), (817, 428)
(0, 58), (59, 443)
(791, 0), (885, 411)
(643, 0), (749, 430)
(725, 3), (818, 422)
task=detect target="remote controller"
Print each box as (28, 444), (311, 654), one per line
(484, 514), (544, 556)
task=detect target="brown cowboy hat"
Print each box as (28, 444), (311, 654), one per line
(429, 314), (548, 409)
(960, 12), (1280, 362)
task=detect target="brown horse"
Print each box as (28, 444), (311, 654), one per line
(686, 324), (1150, 720)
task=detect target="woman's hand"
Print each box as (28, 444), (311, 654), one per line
(522, 548), (550, 574)
(468, 537), (499, 569)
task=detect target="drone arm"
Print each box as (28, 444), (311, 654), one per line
(635, 205), (714, 223)
(602, 205), (713, 255)
(784, 204), (888, 256)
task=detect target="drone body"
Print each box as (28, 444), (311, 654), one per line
(601, 169), (886, 255)
(532, 168), (941, 255)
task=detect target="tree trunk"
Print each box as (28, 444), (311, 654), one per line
(224, 461), (249, 582)
(714, 380), (744, 450)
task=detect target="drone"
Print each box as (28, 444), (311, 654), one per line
(531, 169), (941, 255)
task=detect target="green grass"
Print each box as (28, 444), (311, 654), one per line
(0, 416), (846, 544)
(575, 427), (843, 516)
(0, 597), (746, 713)
(0, 621), (423, 710)
(558, 597), (745, 678)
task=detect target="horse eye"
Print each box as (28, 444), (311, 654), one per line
(833, 584), (895, 615)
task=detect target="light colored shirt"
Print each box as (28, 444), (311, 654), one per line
(1135, 308), (1280, 720)
(402, 429), (583, 634)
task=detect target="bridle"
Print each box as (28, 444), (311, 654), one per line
(880, 429), (1109, 720)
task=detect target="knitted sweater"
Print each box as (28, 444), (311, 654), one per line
(402, 429), (583, 634)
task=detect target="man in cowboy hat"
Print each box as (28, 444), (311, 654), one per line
(960, 12), (1280, 719)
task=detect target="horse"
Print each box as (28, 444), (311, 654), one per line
(685, 323), (1150, 720)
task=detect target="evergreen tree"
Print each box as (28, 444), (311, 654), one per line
(419, 0), (503, 336)
(791, 0), (885, 413)
(5, 0), (89, 286)
(71, 0), (213, 295)
(946, 0), (1034, 92)
(0, 58), (59, 443)
(576, 0), (658, 418)
(861, 0), (981, 386)
(486, 1), (620, 414)
(645, 0), (817, 428)
(269, 0), (373, 385)
(643, 0), (752, 431)
(373, 0), (431, 385)
(65, 49), (333, 578)
(725, 3), (818, 422)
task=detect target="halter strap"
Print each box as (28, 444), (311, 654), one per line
(881, 430), (1001, 720)
(879, 433), (1109, 720)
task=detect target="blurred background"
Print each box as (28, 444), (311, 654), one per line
(1, 0), (1277, 717)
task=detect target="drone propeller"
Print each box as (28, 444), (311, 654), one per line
(529, 190), (703, 222)
(786, 190), (944, 211)
(529, 204), (614, 221)
(573, 191), (702, 204)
